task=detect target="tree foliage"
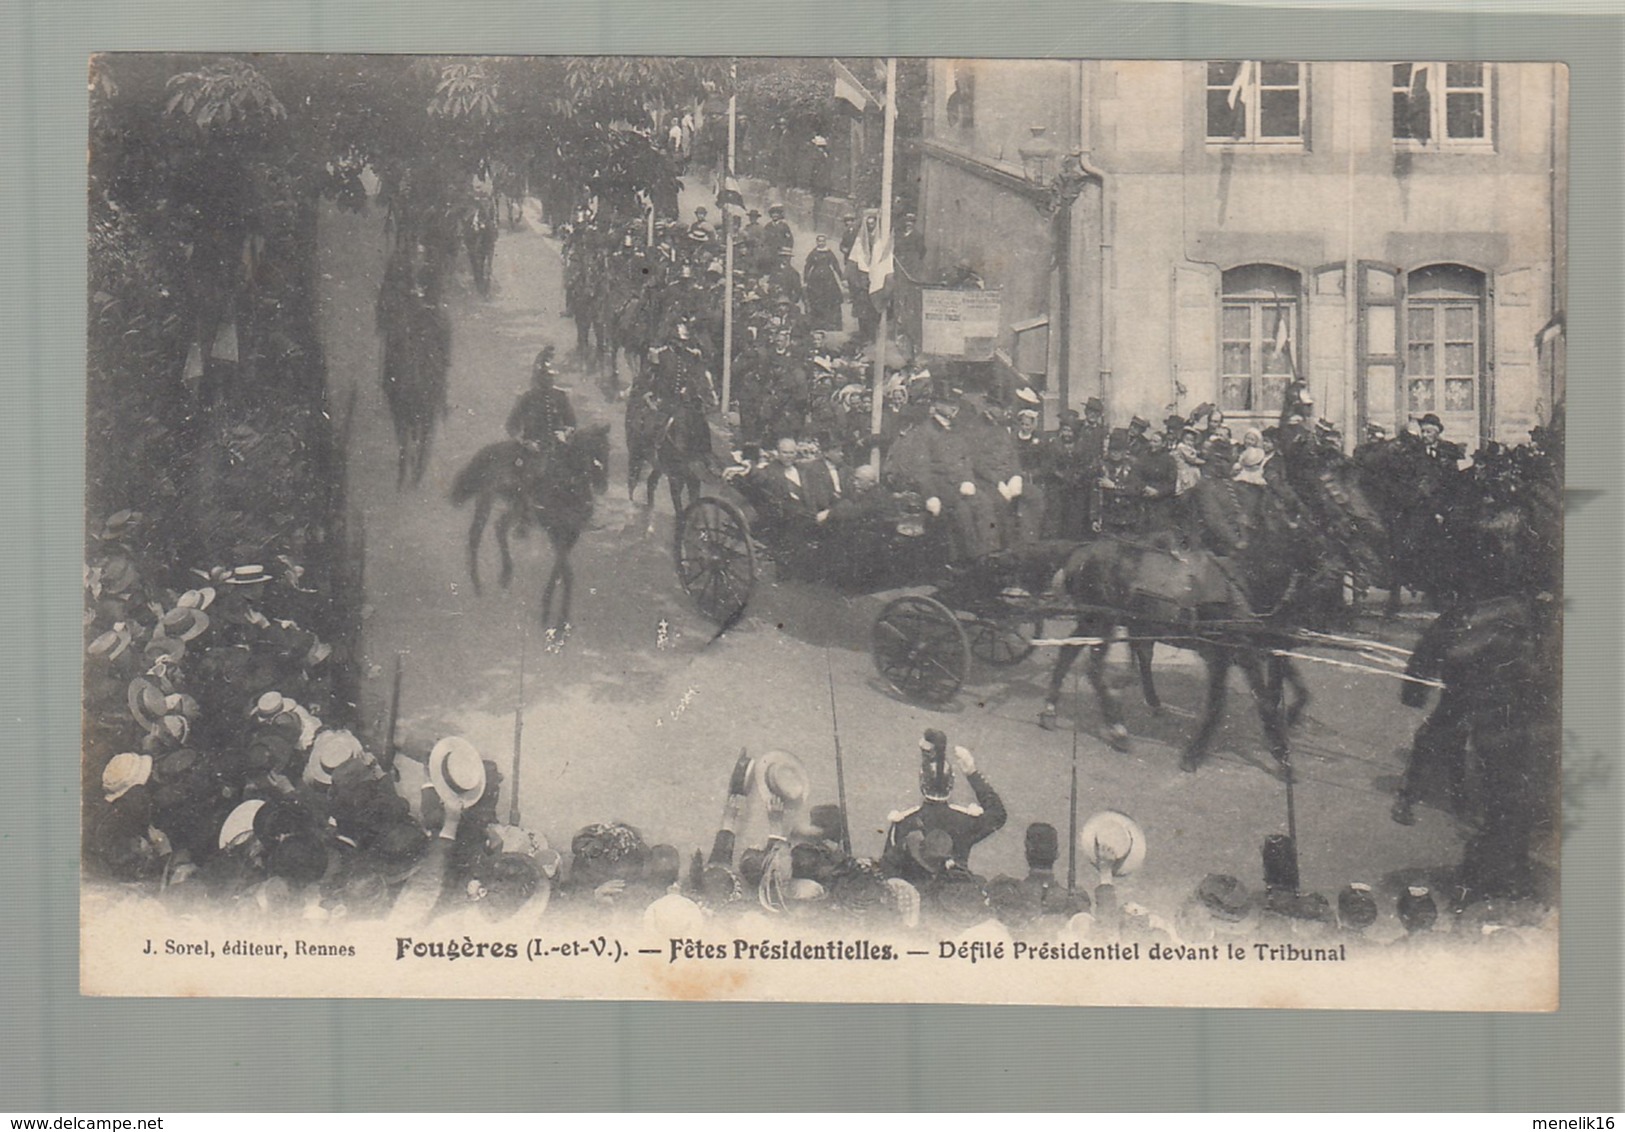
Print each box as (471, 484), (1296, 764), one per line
(164, 57), (287, 133)
(737, 58), (837, 124)
(560, 56), (731, 129)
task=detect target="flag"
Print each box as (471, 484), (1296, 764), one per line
(1406, 64), (1432, 142)
(716, 174), (744, 212)
(847, 219), (876, 275)
(867, 227), (894, 298)
(1272, 307), (1299, 378)
(1226, 60), (1256, 110)
(833, 59), (877, 115)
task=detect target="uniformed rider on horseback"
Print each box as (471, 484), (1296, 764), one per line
(506, 346), (577, 529)
(645, 319), (717, 464)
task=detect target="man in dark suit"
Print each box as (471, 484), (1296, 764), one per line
(752, 436), (814, 521)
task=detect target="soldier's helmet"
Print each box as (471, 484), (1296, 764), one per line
(918, 729), (952, 801)
(532, 346), (557, 382)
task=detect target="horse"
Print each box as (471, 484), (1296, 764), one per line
(1393, 590), (1559, 905)
(490, 159), (525, 229)
(1040, 471), (1354, 772)
(377, 250), (451, 489)
(1038, 530), (1321, 773)
(1036, 474), (1337, 737)
(462, 196), (498, 297)
(450, 424), (612, 631)
(625, 389), (707, 533)
(602, 283), (657, 399)
(565, 264), (604, 370)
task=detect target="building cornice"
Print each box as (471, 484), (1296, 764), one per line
(913, 137), (1052, 203)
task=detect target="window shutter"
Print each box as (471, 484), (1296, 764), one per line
(1300, 63), (1312, 151)
(1308, 265), (1345, 408)
(1357, 262), (1402, 434)
(1174, 263), (1219, 409)
(1489, 268), (1533, 446)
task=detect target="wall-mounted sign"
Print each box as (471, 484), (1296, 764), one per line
(920, 286), (1003, 360)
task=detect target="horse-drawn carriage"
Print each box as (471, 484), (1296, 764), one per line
(670, 466), (1220, 710)
(669, 445), (1487, 778)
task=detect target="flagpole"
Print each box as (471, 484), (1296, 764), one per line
(722, 61), (738, 421)
(868, 57), (896, 476)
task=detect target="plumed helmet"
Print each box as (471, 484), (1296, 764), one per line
(919, 731), (952, 801)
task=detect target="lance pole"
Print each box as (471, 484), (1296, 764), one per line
(509, 605), (529, 827)
(721, 60), (738, 418)
(825, 653), (853, 857)
(381, 651), (404, 772)
(868, 57), (896, 476)
(1283, 747), (1297, 848)
(1067, 671), (1080, 893)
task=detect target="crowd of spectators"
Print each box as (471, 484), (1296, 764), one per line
(83, 544), (1552, 951)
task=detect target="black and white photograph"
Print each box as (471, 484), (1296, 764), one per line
(81, 54), (1564, 1007)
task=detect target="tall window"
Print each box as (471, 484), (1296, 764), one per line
(1392, 63), (1492, 148)
(1405, 264), (1484, 417)
(1206, 62), (1305, 144)
(1220, 265), (1301, 413)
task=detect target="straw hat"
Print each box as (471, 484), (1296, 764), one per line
(428, 737), (487, 806)
(102, 752), (152, 803)
(218, 799), (267, 850)
(1079, 810), (1147, 878)
(305, 729), (366, 787)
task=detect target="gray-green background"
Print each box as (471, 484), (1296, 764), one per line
(3, 0), (1619, 1111)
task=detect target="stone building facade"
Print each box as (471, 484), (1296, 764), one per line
(916, 59), (1566, 448)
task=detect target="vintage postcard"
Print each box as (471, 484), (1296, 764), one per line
(82, 55), (1562, 1007)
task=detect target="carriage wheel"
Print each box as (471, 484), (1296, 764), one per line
(873, 596), (971, 704)
(966, 617), (1037, 667)
(676, 497), (757, 624)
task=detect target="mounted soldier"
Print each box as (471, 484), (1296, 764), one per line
(506, 346), (577, 502)
(648, 320), (716, 460)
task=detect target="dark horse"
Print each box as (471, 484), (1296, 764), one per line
(1391, 471), (1561, 821)
(377, 248), (451, 489)
(463, 196), (498, 297)
(602, 282), (658, 399)
(1041, 479), (1345, 772)
(450, 424), (612, 631)
(625, 389), (707, 534)
(1395, 590), (1559, 905)
(565, 255), (607, 371)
